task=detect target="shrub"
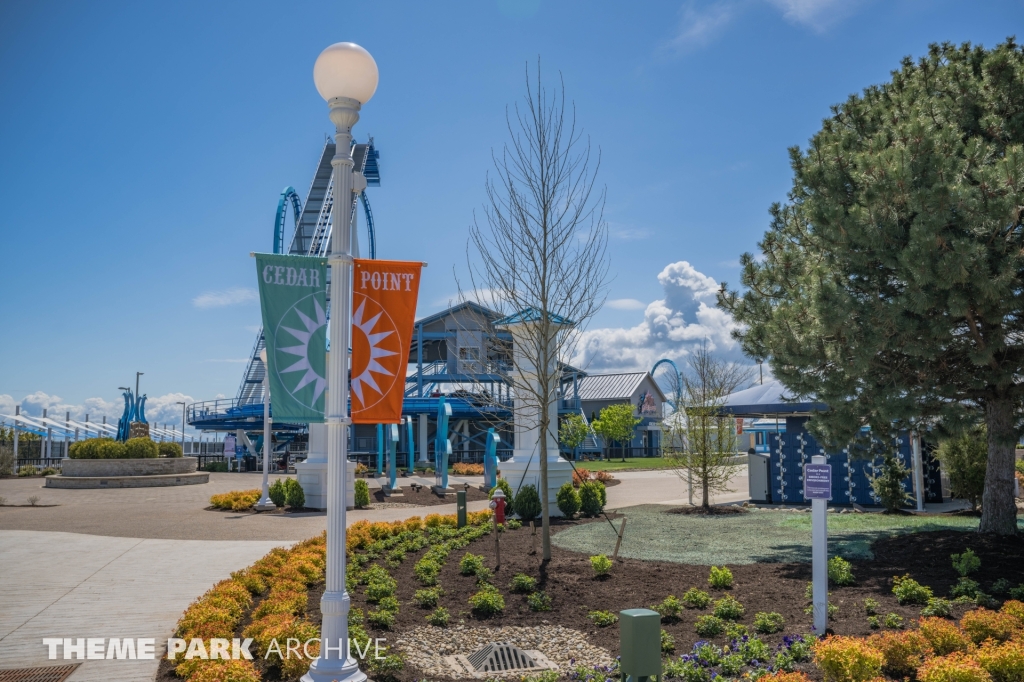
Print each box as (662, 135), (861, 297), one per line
(506, 518), (522, 530)
(763, 674), (812, 682)
(918, 653), (993, 682)
(468, 585), (504, 616)
(871, 454), (913, 512)
(452, 462), (484, 475)
(1001, 600), (1024, 626)
(579, 480), (607, 517)
(993, 579), (1014, 597)
(885, 613), (905, 629)
(284, 478), (305, 508)
(513, 484), (542, 522)
(694, 615), (725, 637)
(936, 427), (988, 512)
(869, 630), (932, 679)
(709, 565), (734, 589)
(426, 606), (449, 627)
(354, 479), (371, 508)
(573, 467), (592, 486)
(653, 595), (683, 621)
(97, 439), (128, 458)
(589, 610), (617, 627)
(527, 591), (552, 611)
(355, 462), (369, 475)
(159, 442), (183, 457)
(490, 479), (514, 508)
(509, 573), (537, 594)
(864, 598), (880, 615)
(974, 640), (1024, 682)
(953, 549), (982, 577)
(205, 461), (229, 472)
(268, 479), (286, 508)
(714, 595), (744, 621)
(738, 637), (772, 665)
(556, 482), (581, 517)
(725, 623), (750, 640)
(366, 576), (397, 603)
(40, 467), (57, 476)
(210, 489), (261, 511)
(590, 554), (612, 577)
(594, 469), (614, 483)
(953, 578), (983, 600)
(460, 553), (485, 576)
(124, 437), (159, 458)
(414, 558), (441, 586)
(829, 557), (856, 586)
(920, 617), (973, 655)
(16, 465), (36, 477)
(661, 629), (676, 654)
(367, 608), (396, 629)
(754, 611), (785, 634)
(414, 587), (442, 608)
(868, 616), (881, 629)
(812, 635), (884, 682)
(961, 609), (1019, 645)
(69, 438), (102, 459)
(682, 587), (712, 609)
(894, 575), (933, 605)
(924, 598), (955, 618)
(367, 652), (406, 682)
(187, 660), (262, 682)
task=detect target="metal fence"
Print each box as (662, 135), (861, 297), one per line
(12, 458), (65, 471)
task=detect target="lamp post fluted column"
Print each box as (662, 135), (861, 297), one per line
(256, 349), (275, 510)
(303, 96), (365, 682)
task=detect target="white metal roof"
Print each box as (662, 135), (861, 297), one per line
(575, 372), (666, 402)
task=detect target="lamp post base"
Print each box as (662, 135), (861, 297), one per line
(301, 655), (369, 682)
(254, 496), (276, 511)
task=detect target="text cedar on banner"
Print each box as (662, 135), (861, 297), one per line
(255, 253), (329, 423)
(351, 259), (422, 424)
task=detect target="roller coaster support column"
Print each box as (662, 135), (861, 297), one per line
(255, 349), (275, 510)
(304, 41), (377, 682)
(432, 396), (454, 493)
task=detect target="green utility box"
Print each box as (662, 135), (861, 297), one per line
(619, 608), (661, 682)
(456, 491), (467, 528)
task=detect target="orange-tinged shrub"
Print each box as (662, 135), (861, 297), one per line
(187, 659), (262, 682)
(452, 462), (484, 475)
(242, 612), (295, 652)
(175, 602), (237, 640)
(974, 640), (1024, 682)
(468, 509), (492, 525)
(209, 489), (261, 511)
(404, 516), (423, 532)
(230, 568), (267, 596)
(573, 468), (592, 486)
(424, 513), (444, 528)
(594, 470), (614, 482)
(814, 635), (885, 682)
(251, 589), (307, 619)
(869, 630), (933, 678)
(919, 653), (993, 682)
(921, 617), (974, 655)
(1001, 601), (1024, 627)
(962, 610), (1020, 645)
(765, 673), (812, 682)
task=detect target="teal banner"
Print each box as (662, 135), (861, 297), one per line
(255, 253), (329, 423)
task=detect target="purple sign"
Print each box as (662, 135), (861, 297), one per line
(804, 463), (832, 500)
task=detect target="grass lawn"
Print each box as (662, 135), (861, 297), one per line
(551, 504), (1018, 565)
(572, 457), (677, 471)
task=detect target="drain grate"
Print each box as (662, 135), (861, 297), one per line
(0, 665), (80, 682)
(446, 642), (556, 678)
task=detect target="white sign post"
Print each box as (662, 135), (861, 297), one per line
(804, 455), (831, 634)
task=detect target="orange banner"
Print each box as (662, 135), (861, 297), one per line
(350, 259), (422, 424)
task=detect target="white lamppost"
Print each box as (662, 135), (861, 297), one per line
(303, 41), (378, 682)
(256, 348), (275, 510)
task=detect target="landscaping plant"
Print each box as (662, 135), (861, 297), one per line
(283, 478), (305, 508)
(936, 427), (988, 513)
(268, 478), (286, 507)
(922, 598), (954, 618)
(556, 481), (581, 517)
(829, 556), (856, 586)
(871, 454), (913, 513)
(590, 554), (612, 577)
(414, 587), (442, 608)
(123, 437), (159, 459)
(468, 585), (504, 616)
(653, 595), (683, 621)
(660, 629), (676, 654)
(158, 442), (183, 457)
(863, 598), (879, 615)
(953, 549), (982, 577)
(589, 610), (617, 627)
(459, 552), (485, 576)
(918, 653), (992, 682)
(426, 606), (449, 627)
(694, 615), (725, 637)
(682, 587), (712, 609)
(960, 608), (1018, 644)
(578, 480), (607, 516)
(893, 575), (933, 605)
(354, 479), (371, 508)
(753, 611), (785, 634)
(490, 478), (514, 508)
(708, 565), (733, 589)
(210, 489), (261, 511)
(513, 483), (542, 522)
(509, 573), (537, 593)
(884, 613), (904, 629)
(868, 630), (931, 679)
(713, 595), (744, 621)
(918, 617), (972, 655)
(812, 635), (883, 682)
(526, 591), (552, 611)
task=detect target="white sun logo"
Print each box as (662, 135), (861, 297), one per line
(277, 296), (328, 408)
(350, 296), (399, 408)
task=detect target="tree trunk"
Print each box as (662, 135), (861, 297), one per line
(702, 462), (710, 509)
(980, 396), (1018, 534)
(539, 405), (551, 561)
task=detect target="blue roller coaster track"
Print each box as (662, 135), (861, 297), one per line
(273, 187), (302, 255)
(651, 358), (682, 409)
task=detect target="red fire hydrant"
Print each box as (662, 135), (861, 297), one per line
(490, 488), (506, 525)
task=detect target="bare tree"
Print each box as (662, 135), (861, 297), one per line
(666, 342), (753, 510)
(464, 62), (609, 561)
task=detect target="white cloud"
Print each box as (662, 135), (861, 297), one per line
(607, 298), (648, 311)
(610, 226), (652, 240)
(573, 260), (748, 373)
(765, 0), (856, 30)
(667, 0), (740, 51)
(193, 287), (258, 309)
(0, 391), (197, 432)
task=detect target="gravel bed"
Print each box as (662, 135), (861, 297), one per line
(394, 625), (614, 679)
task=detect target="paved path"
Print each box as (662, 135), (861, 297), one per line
(0, 530), (287, 681)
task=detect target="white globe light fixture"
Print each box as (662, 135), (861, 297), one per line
(303, 41), (377, 682)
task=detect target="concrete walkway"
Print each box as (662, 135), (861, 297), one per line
(0, 530), (287, 681)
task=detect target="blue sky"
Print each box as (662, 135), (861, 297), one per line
(0, 0), (1020, 428)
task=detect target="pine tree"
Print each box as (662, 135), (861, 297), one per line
(720, 40), (1024, 534)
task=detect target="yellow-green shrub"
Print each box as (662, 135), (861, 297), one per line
(974, 641), (1024, 682)
(920, 617), (974, 656)
(961, 609), (1019, 645)
(186, 659), (261, 682)
(1001, 601), (1024, 627)
(209, 489), (261, 511)
(918, 653), (992, 682)
(869, 630), (932, 678)
(813, 635), (884, 682)
(764, 673), (814, 682)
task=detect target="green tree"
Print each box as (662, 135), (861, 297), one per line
(559, 412), (590, 459)
(592, 403), (641, 461)
(721, 40), (1024, 534)
(936, 426), (988, 512)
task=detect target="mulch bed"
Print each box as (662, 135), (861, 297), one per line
(371, 485), (490, 507)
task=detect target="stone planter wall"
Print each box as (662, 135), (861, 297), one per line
(61, 457), (198, 477)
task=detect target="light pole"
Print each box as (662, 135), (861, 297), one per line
(176, 401), (186, 449)
(135, 372), (144, 399)
(302, 41), (378, 682)
(255, 349), (275, 510)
